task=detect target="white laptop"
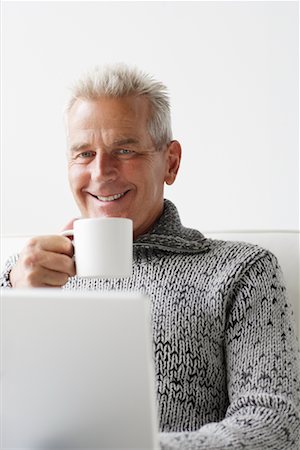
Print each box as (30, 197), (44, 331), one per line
(0, 289), (158, 450)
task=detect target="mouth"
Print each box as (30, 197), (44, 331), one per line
(90, 191), (129, 202)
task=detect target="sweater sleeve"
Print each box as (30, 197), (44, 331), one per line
(0, 254), (19, 288)
(159, 252), (300, 449)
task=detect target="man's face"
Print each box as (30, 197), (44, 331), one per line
(67, 96), (180, 238)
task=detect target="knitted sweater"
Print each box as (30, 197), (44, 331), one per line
(1, 200), (300, 449)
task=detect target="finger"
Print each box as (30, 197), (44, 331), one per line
(26, 235), (74, 257)
(21, 248), (76, 278)
(24, 266), (71, 287)
(39, 251), (76, 277)
(41, 269), (71, 287)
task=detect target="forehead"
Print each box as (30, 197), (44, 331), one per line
(67, 96), (150, 135)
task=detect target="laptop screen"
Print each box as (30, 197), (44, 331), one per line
(1, 289), (158, 449)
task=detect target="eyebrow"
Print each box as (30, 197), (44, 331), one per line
(111, 138), (140, 146)
(69, 138), (140, 153)
(69, 143), (91, 153)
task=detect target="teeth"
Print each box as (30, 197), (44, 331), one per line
(96, 192), (125, 202)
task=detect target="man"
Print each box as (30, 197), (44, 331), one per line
(1, 64), (299, 449)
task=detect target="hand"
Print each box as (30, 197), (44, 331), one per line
(10, 235), (76, 288)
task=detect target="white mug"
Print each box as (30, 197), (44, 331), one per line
(62, 217), (133, 278)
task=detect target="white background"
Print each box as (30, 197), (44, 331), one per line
(1, 1), (299, 236)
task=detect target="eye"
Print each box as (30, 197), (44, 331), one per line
(78, 151), (96, 158)
(114, 149), (136, 158)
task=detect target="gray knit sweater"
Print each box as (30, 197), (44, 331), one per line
(1, 200), (300, 449)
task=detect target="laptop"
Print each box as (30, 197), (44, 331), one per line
(1, 289), (158, 449)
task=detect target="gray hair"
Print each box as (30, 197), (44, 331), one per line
(65, 63), (173, 149)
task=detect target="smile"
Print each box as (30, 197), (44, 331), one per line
(92, 191), (128, 202)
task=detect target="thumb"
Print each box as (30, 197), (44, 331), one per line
(60, 218), (79, 232)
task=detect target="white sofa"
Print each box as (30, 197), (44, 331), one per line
(1, 231), (299, 336)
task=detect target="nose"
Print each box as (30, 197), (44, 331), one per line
(90, 151), (119, 183)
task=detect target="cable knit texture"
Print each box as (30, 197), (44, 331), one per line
(1, 199), (300, 449)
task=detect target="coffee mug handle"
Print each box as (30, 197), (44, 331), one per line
(61, 230), (75, 263)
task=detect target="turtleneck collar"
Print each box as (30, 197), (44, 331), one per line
(134, 199), (212, 254)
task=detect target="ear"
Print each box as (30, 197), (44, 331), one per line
(164, 140), (182, 185)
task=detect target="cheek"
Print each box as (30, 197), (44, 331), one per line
(68, 165), (87, 192)
(135, 158), (167, 185)
(149, 161), (168, 188)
